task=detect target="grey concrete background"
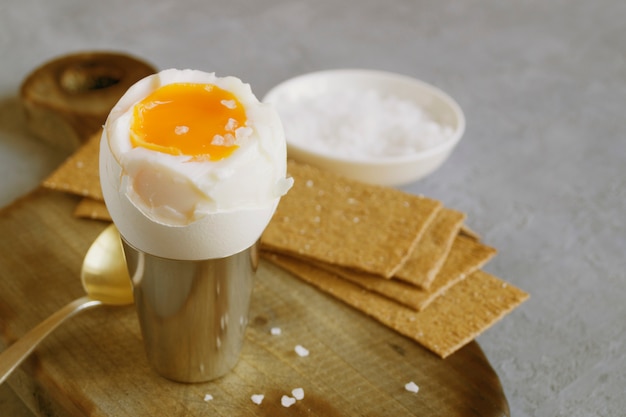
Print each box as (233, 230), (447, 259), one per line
(1, 0), (624, 415)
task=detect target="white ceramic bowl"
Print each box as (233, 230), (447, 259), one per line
(263, 69), (465, 186)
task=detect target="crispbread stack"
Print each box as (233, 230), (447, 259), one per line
(260, 161), (528, 358)
(42, 133), (528, 358)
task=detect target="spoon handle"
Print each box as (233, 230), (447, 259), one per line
(0, 296), (102, 385)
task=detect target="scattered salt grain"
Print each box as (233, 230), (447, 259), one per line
(405, 381), (420, 393)
(275, 89), (454, 159)
(251, 394), (265, 405)
(270, 327), (282, 336)
(294, 345), (310, 357)
(203, 393), (214, 402)
(292, 388), (305, 400)
(281, 395), (296, 407)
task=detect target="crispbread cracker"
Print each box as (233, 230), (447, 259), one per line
(74, 198), (111, 221)
(396, 234), (496, 290)
(42, 131), (103, 200)
(395, 208), (465, 289)
(262, 161), (441, 277)
(265, 252), (529, 358)
(284, 234), (496, 311)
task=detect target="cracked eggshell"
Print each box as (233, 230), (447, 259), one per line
(100, 136), (279, 259)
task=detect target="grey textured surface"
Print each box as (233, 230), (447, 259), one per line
(1, 0), (625, 415)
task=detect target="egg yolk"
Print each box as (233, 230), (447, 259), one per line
(130, 83), (247, 161)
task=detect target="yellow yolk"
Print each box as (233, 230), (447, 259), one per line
(130, 83), (247, 161)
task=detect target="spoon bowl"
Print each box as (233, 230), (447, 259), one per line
(0, 224), (133, 384)
(81, 225), (133, 305)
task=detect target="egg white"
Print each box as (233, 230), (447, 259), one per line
(100, 69), (292, 260)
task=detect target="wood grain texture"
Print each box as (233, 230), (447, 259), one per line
(0, 189), (509, 416)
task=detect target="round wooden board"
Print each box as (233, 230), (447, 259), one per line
(0, 189), (509, 416)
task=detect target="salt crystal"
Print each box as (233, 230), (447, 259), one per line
(281, 395), (296, 407)
(292, 387), (304, 400)
(175, 125), (189, 135)
(235, 126), (253, 140)
(251, 394), (264, 405)
(204, 393), (214, 401)
(405, 381), (419, 393)
(294, 345), (309, 357)
(224, 118), (238, 131)
(270, 327), (282, 335)
(221, 99), (236, 109)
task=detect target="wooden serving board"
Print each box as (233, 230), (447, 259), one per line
(0, 188), (510, 416)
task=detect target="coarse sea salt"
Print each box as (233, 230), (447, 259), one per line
(251, 394), (265, 405)
(292, 387), (305, 400)
(281, 395), (296, 407)
(405, 381), (420, 393)
(274, 89), (454, 160)
(294, 344), (310, 357)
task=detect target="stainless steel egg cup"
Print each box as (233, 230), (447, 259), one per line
(121, 240), (257, 383)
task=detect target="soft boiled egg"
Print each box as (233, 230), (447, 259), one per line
(100, 69), (293, 260)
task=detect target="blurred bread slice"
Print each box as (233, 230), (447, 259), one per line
(20, 51), (155, 150)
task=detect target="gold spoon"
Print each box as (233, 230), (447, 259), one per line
(0, 224), (133, 384)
